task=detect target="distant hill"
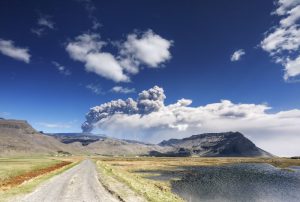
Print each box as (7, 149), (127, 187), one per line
(0, 120), (169, 156)
(45, 133), (106, 146)
(0, 119), (273, 157)
(158, 132), (273, 157)
(0, 119), (82, 156)
(46, 133), (169, 156)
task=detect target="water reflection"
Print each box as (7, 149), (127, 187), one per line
(171, 163), (300, 202)
(139, 163), (300, 202)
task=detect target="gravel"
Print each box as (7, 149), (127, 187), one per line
(17, 159), (120, 202)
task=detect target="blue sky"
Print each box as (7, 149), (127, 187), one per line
(1, 0), (300, 155)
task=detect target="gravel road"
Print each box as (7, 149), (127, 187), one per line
(17, 159), (120, 202)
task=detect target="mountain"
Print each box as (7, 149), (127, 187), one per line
(85, 138), (168, 156)
(158, 132), (273, 157)
(0, 119), (273, 157)
(0, 120), (169, 156)
(45, 133), (106, 146)
(0, 119), (82, 156)
(46, 133), (170, 156)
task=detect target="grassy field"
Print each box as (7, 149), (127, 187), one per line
(0, 156), (81, 201)
(0, 157), (62, 182)
(1, 156), (299, 202)
(95, 157), (300, 202)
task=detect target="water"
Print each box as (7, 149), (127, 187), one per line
(138, 163), (300, 202)
(170, 163), (300, 202)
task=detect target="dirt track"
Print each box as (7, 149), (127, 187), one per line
(17, 159), (120, 202)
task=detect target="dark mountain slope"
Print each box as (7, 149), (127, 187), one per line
(159, 132), (273, 157)
(45, 133), (105, 146)
(0, 119), (273, 157)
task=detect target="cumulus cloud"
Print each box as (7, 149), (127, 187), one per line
(120, 30), (173, 68)
(52, 61), (71, 76)
(66, 33), (129, 82)
(0, 39), (31, 63)
(82, 86), (300, 156)
(66, 30), (172, 82)
(261, 0), (300, 80)
(111, 86), (135, 94)
(230, 49), (245, 61)
(284, 55), (300, 79)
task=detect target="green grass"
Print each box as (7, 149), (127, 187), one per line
(0, 157), (61, 182)
(0, 161), (79, 202)
(95, 157), (300, 202)
(97, 160), (183, 202)
(0, 156), (81, 202)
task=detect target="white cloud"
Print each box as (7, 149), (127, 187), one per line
(0, 39), (31, 63)
(66, 33), (129, 82)
(82, 86), (300, 156)
(85, 52), (129, 82)
(230, 49), (245, 61)
(120, 30), (173, 68)
(66, 33), (105, 61)
(261, 26), (300, 54)
(284, 55), (300, 79)
(86, 83), (103, 95)
(111, 86), (136, 94)
(66, 30), (172, 82)
(274, 0), (300, 15)
(52, 61), (71, 76)
(280, 5), (300, 27)
(261, 0), (300, 80)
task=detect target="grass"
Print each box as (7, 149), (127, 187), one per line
(96, 160), (183, 202)
(0, 156), (81, 201)
(0, 157), (61, 182)
(95, 157), (300, 202)
(1, 156), (299, 202)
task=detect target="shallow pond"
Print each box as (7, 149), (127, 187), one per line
(140, 163), (300, 202)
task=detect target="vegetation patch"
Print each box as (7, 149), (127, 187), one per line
(95, 157), (300, 202)
(97, 160), (183, 202)
(0, 157), (61, 182)
(0, 157), (81, 201)
(0, 161), (71, 190)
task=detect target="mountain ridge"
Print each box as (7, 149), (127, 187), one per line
(0, 119), (273, 157)
(159, 132), (273, 157)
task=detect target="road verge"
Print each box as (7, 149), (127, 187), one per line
(0, 159), (80, 202)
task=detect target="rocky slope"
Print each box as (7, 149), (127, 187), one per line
(0, 119), (273, 157)
(47, 133), (170, 156)
(85, 138), (168, 156)
(45, 133), (105, 146)
(0, 120), (169, 156)
(158, 132), (273, 157)
(0, 119), (81, 156)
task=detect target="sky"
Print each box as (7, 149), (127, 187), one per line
(0, 0), (300, 156)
